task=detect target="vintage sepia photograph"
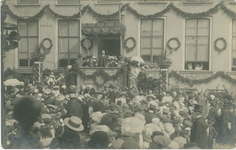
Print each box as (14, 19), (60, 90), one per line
(1, 0), (236, 149)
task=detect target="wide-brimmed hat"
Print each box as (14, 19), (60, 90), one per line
(119, 91), (127, 97)
(148, 101), (157, 109)
(64, 116), (84, 132)
(146, 94), (156, 100)
(173, 137), (187, 148)
(90, 125), (110, 136)
(32, 89), (39, 94)
(121, 117), (145, 134)
(56, 94), (65, 101)
(153, 135), (171, 148)
(91, 111), (103, 123)
(70, 93), (77, 99)
(43, 88), (51, 95)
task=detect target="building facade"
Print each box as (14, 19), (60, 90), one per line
(3, 0), (236, 94)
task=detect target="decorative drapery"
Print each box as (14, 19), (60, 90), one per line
(82, 23), (126, 36)
(5, 2), (236, 21)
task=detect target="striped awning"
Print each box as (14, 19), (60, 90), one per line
(82, 22), (126, 36)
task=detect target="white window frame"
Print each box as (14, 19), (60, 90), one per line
(17, 19), (39, 68)
(140, 18), (166, 64)
(57, 19), (81, 69)
(184, 17), (212, 71)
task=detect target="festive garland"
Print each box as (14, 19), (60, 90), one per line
(82, 3), (129, 18)
(125, 1), (236, 19)
(166, 37), (181, 51)
(124, 37), (136, 53)
(169, 71), (236, 87)
(6, 2), (236, 21)
(214, 38), (227, 53)
(40, 38), (53, 55)
(81, 38), (93, 51)
(76, 65), (126, 87)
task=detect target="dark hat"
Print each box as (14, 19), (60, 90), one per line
(151, 131), (164, 140)
(163, 109), (170, 115)
(194, 104), (203, 113)
(88, 131), (109, 149)
(183, 119), (193, 128)
(109, 85), (114, 89)
(184, 142), (200, 149)
(121, 140), (140, 149)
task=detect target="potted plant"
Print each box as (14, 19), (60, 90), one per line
(157, 48), (172, 69)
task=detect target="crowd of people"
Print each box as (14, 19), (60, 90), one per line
(3, 71), (236, 149)
(76, 51), (123, 68)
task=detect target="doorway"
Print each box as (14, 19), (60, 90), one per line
(98, 35), (120, 57)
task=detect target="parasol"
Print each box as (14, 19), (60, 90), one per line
(130, 56), (144, 64)
(4, 79), (21, 86)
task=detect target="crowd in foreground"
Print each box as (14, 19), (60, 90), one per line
(3, 73), (236, 149)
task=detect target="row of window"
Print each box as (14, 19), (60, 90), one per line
(17, 19), (236, 70)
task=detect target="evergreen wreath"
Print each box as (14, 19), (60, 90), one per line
(167, 37), (181, 51)
(124, 37), (136, 53)
(214, 38), (227, 53)
(40, 38), (53, 55)
(81, 38), (93, 51)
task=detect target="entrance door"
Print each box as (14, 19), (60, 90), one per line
(98, 35), (120, 57)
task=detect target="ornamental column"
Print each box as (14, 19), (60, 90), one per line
(159, 65), (169, 94)
(33, 61), (43, 85)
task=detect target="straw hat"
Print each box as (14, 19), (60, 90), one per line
(56, 94), (65, 102)
(91, 111), (103, 123)
(64, 116), (84, 132)
(121, 117), (144, 134)
(90, 125), (110, 135)
(33, 89), (39, 94)
(143, 123), (162, 142)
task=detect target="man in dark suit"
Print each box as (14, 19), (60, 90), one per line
(108, 85), (116, 103)
(93, 94), (106, 113)
(66, 94), (83, 119)
(97, 50), (108, 67)
(190, 104), (208, 149)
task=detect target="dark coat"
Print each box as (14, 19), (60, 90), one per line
(50, 127), (81, 149)
(207, 107), (217, 124)
(66, 100), (83, 119)
(97, 55), (108, 67)
(144, 112), (159, 124)
(109, 91), (117, 103)
(190, 117), (208, 149)
(93, 101), (105, 113)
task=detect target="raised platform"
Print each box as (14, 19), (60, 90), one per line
(76, 67), (127, 91)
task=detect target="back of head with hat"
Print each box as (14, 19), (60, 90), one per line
(121, 117), (145, 135)
(184, 142), (200, 149)
(88, 131), (109, 149)
(13, 96), (42, 129)
(152, 135), (171, 148)
(167, 140), (179, 149)
(173, 137), (187, 148)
